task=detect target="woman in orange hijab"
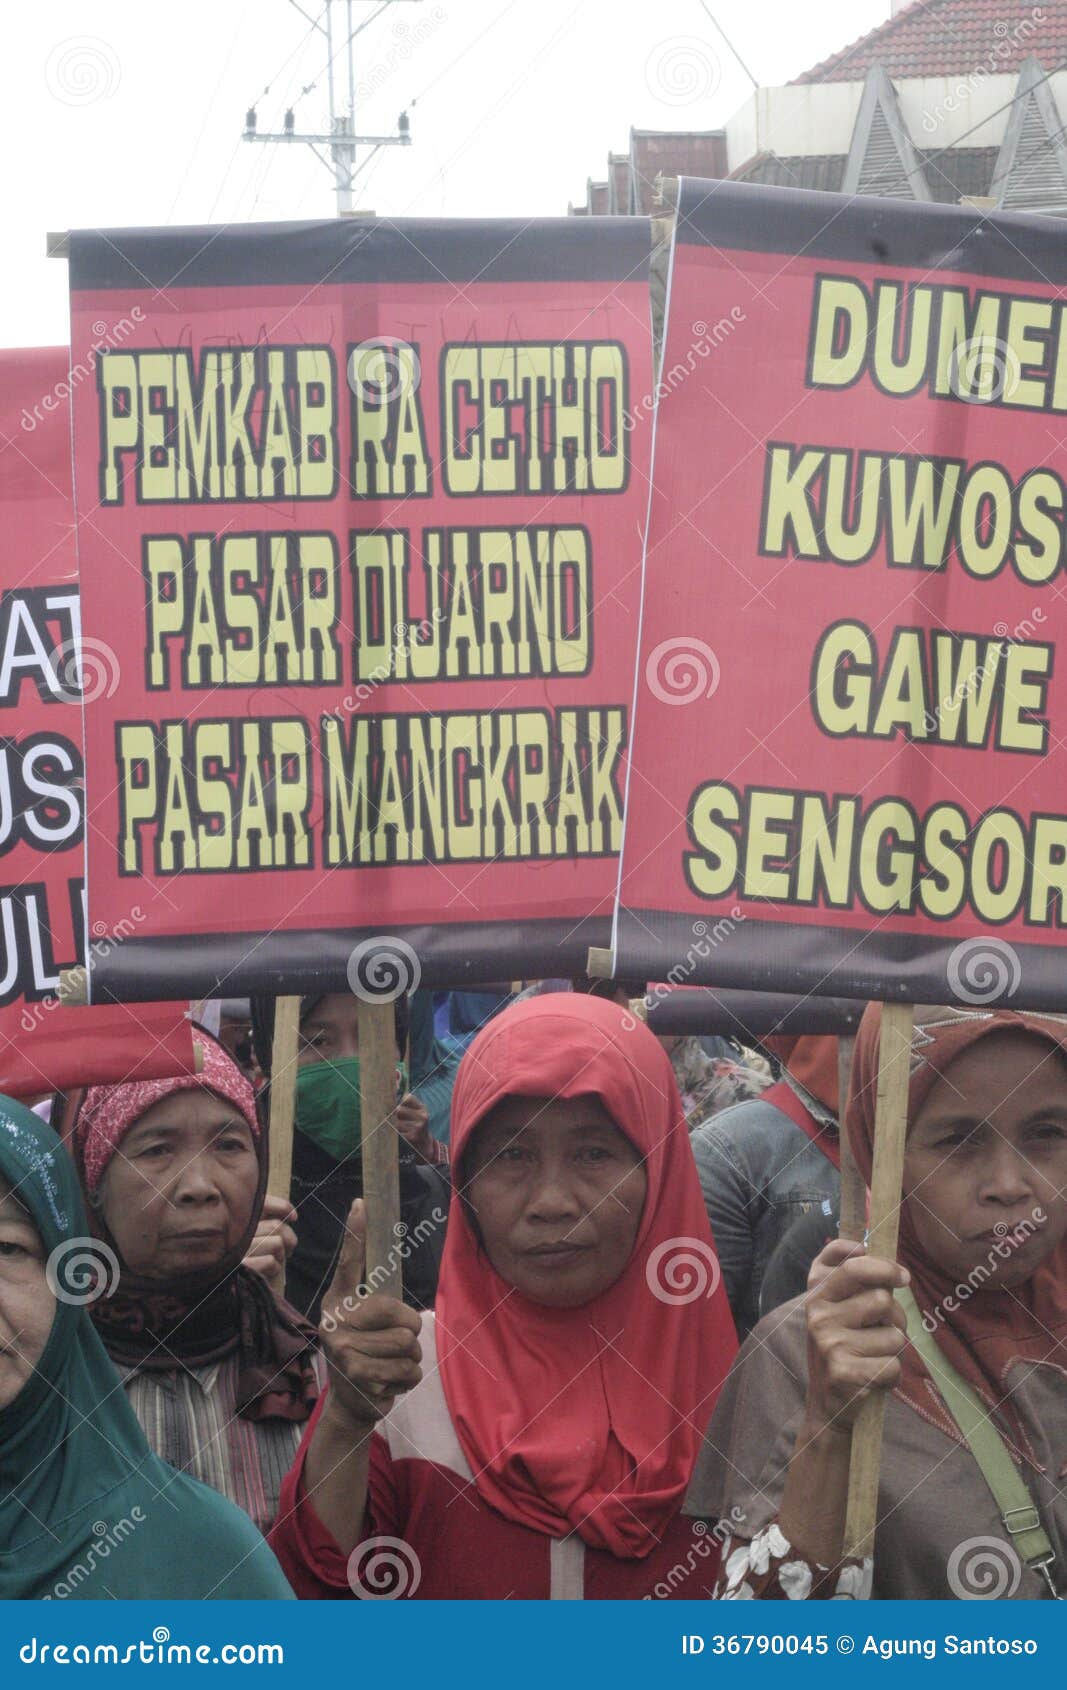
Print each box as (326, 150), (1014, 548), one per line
(269, 994), (737, 1598)
(689, 1004), (1067, 1600)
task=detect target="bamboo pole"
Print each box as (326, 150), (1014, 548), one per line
(836, 1033), (865, 1242)
(586, 946), (614, 979)
(267, 996), (300, 1203)
(843, 1002), (915, 1560)
(58, 967), (88, 1005)
(358, 999), (402, 1301)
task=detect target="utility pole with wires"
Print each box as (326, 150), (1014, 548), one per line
(243, 0), (418, 216)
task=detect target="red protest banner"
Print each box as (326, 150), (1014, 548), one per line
(614, 179), (1067, 1010)
(67, 217), (653, 1001)
(0, 346), (195, 1094)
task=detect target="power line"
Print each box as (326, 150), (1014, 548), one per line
(695, 0), (759, 92)
(243, 0), (417, 216)
(247, 1), (327, 107)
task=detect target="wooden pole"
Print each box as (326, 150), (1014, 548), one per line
(836, 1033), (866, 1243)
(358, 998), (402, 1301)
(843, 1001), (915, 1560)
(267, 996), (300, 1203)
(58, 967), (88, 1005)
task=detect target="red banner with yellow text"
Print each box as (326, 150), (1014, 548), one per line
(0, 346), (195, 1092)
(615, 179), (1067, 1010)
(68, 217), (653, 1001)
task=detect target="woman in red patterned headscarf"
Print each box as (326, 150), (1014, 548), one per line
(70, 1034), (321, 1535)
(269, 993), (738, 1598)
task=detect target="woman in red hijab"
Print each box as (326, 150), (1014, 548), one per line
(689, 1004), (1067, 1600)
(269, 994), (737, 1598)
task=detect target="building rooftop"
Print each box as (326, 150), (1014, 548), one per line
(794, 0), (1067, 85)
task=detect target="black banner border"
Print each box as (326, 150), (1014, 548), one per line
(69, 216), (652, 292)
(673, 174), (1067, 286)
(85, 915), (613, 1003)
(615, 907), (1067, 1013)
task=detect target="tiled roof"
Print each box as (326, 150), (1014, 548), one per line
(730, 151), (847, 192)
(924, 144), (1001, 199)
(569, 132), (726, 215)
(607, 153), (631, 214)
(794, 0), (1067, 83)
(629, 129), (728, 211)
(732, 146), (999, 202)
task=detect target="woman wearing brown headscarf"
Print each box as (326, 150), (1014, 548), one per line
(687, 1004), (1067, 1600)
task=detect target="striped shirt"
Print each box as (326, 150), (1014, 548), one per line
(120, 1351), (326, 1536)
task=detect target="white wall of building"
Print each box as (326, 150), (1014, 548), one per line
(724, 72), (1067, 170)
(724, 84), (864, 166)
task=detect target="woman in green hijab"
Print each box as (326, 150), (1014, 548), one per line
(0, 1094), (293, 1600)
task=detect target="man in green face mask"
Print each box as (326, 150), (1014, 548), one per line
(250, 994), (451, 1322)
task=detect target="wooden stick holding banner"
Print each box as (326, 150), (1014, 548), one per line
(267, 996), (300, 1203)
(836, 1033), (865, 1243)
(359, 998), (402, 1302)
(843, 1001), (915, 1560)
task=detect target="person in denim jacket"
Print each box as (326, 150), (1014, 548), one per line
(690, 1037), (840, 1336)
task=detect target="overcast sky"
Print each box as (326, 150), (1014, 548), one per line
(3, 0), (888, 348)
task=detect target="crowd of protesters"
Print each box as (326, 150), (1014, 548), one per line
(3, 980), (1066, 1600)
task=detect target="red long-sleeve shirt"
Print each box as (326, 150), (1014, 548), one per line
(269, 1314), (720, 1600)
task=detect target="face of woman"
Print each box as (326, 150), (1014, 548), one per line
(903, 1032), (1067, 1288)
(464, 1095), (648, 1309)
(0, 1179), (55, 1408)
(298, 994), (360, 1064)
(98, 1092), (258, 1278)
